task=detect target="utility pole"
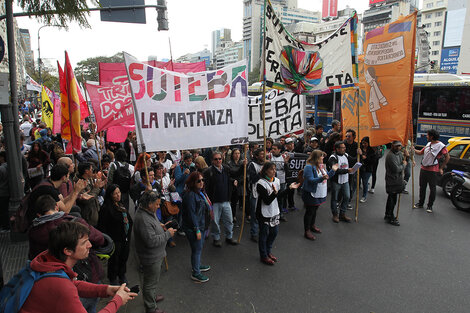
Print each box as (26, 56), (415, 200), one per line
(2, 0), (25, 241)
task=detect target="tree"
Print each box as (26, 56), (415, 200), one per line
(74, 53), (124, 84)
(17, 0), (99, 28)
(26, 63), (60, 92)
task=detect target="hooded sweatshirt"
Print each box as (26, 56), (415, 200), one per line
(20, 250), (123, 313)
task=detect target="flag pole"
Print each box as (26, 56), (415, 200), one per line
(82, 80), (101, 170)
(238, 143), (248, 243)
(168, 37), (175, 71)
(354, 87), (360, 222)
(261, 0), (268, 159)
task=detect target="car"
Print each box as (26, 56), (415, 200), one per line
(439, 137), (470, 197)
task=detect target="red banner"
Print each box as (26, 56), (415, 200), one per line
(99, 60), (206, 85)
(86, 82), (134, 132)
(64, 52), (83, 154)
(329, 0), (338, 17)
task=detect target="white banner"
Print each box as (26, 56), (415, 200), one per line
(25, 74), (41, 92)
(264, 0), (357, 95)
(248, 89), (305, 141)
(124, 53), (249, 151)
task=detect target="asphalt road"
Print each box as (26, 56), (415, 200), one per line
(103, 157), (470, 313)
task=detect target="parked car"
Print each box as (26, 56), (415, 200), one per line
(439, 137), (470, 197)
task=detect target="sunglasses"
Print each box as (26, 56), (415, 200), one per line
(213, 158), (222, 161)
(197, 179), (204, 183)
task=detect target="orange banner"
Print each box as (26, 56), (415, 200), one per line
(341, 12), (417, 146)
(64, 52), (82, 154)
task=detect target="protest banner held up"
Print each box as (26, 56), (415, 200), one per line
(264, 0), (357, 95)
(341, 12), (417, 146)
(124, 53), (249, 151)
(248, 89), (305, 141)
(40, 86), (54, 128)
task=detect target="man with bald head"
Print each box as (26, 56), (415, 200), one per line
(57, 157), (75, 199)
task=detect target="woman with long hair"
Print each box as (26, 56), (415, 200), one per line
(301, 150), (338, 241)
(182, 171), (212, 283)
(227, 148), (244, 226)
(98, 184), (133, 285)
(194, 156), (208, 174)
(26, 141), (50, 188)
(256, 162), (299, 265)
(134, 152), (152, 183)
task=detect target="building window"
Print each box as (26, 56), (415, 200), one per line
(436, 0), (444, 6)
(433, 31), (441, 36)
(424, 23), (432, 28)
(435, 21), (442, 27)
(426, 3), (433, 8)
(436, 11), (443, 17)
(431, 51), (439, 56)
(425, 13), (432, 19)
(433, 41), (440, 46)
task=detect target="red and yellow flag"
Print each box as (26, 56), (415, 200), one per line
(341, 12), (417, 146)
(62, 52), (82, 154)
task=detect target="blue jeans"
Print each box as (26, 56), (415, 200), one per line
(250, 195), (259, 236)
(360, 171), (372, 198)
(80, 282), (100, 313)
(211, 201), (233, 240)
(186, 229), (205, 275)
(331, 181), (350, 215)
(258, 222), (279, 258)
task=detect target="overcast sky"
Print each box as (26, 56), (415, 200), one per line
(15, 0), (421, 69)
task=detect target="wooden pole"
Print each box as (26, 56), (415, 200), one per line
(238, 144), (249, 243)
(410, 120), (415, 208)
(354, 88), (360, 222)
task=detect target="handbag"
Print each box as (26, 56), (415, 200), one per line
(161, 200), (179, 217)
(27, 167), (44, 179)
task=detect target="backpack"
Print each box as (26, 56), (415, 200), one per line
(112, 162), (131, 193)
(0, 261), (69, 313)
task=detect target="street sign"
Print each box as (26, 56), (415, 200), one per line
(100, 0), (146, 24)
(0, 36), (5, 64)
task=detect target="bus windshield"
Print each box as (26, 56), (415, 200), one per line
(419, 87), (470, 120)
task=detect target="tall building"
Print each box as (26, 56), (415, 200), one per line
(421, 0), (448, 68)
(439, 0), (466, 73)
(175, 48), (211, 69)
(457, 0), (470, 74)
(211, 28), (231, 57)
(19, 28), (34, 67)
(362, 0), (418, 34)
(214, 40), (243, 69)
(243, 0), (321, 71)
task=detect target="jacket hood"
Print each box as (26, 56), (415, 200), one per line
(30, 250), (77, 279)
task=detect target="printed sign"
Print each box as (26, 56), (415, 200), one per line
(248, 89), (305, 141)
(285, 153), (308, 182)
(124, 53), (249, 151)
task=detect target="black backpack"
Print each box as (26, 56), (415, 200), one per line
(112, 162), (131, 193)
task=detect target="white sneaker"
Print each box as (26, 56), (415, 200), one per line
(360, 197), (366, 203)
(369, 188), (375, 194)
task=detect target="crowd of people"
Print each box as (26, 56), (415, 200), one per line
(0, 113), (450, 313)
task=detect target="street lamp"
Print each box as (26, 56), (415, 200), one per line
(37, 25), (63, 111)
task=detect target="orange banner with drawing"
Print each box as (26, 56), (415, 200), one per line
(341, 12), (417, 146)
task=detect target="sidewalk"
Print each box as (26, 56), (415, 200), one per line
(0, 232), (29, 283)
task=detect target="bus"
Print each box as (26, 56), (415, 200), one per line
(413, 74), (470, 145)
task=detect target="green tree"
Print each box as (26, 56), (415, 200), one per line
(18, 0), (99, 28)
(26, 63), (60, 92)
(74, 53), (124, 84)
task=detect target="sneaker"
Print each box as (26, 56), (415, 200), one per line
(199, 265), (211, 272)
(347, 203), (353, 210)
(213, 239), (222, 247)
(388, 218), (400, 226)
(369, 188), (375, 194)
(413, 203), (424, 209)
(225, 238), (238, 245)
(402, 190), (409, 194)
(191, 273), (209, 283)
(281, 207), (289, 214)
(289, 206), (299, 211)
(426, 207), (433, 213)
(360, 197), (366, 203)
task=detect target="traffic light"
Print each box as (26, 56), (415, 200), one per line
(157, 0), (169, 31)
(430, 61), (436, 69)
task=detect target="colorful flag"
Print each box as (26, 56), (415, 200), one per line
(58, 62), (70, 140)
(64, 52), (82, 154)
(341, 12), (417, 146)
(85, 82), (134, 132)
(40, 86), (54, 128)
(25, 74), (42, 92)
(264, 0), (357, 95)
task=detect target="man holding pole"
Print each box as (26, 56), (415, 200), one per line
(384, 141), (407, 226)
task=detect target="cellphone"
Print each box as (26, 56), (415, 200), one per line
(129, 284), (140, 294)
